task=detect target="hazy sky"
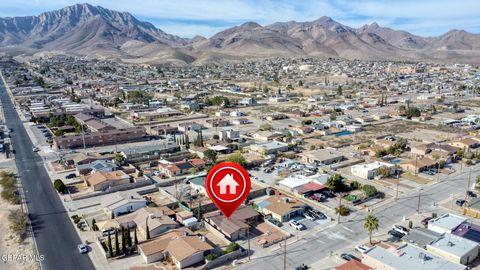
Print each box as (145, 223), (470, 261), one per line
(1, 0), (479, 38)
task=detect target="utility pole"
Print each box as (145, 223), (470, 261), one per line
(81, 124), (86, 150)
(465, 168), (472, 201)
(414, 154), (418, 176)
(247, 227), (251, 261)
(436, 163), (440, 183)
(417, 189), (422, 214)
(451, 194), (454, 211)
(337, 196), (342, 224)
(283, 237), (287, 270)
(395, 172), (399, 200)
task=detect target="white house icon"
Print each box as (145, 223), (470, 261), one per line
(217, 174), (239, 195)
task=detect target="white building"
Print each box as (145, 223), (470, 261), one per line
(428, 213), (467, 234)
(351, 161), (395, 180)
(427, 233), (479, 265)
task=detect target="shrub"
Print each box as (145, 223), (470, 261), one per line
(226, 242), (239, 253)
(362, 184), (378, 198)
(8, 209), (27, 240)
(54, 179), (66, 194)
(335, 205), (350, 216)
(205, 254), (217, 261)
(408, 221), (413, 229)
(350, 181), (362, 190)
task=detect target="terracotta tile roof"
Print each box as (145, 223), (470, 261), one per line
(85, 170), (129, 186)
(335, 260), (372, 270)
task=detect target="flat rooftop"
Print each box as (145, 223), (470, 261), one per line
(428, 213), (467, 232)
(365, 243), (465, 270)
(428, 233), (478, 257)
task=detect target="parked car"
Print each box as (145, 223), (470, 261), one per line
(77, 244), (88, 254)
(32, 146), (39, 152)
(65, 173), (77, 179)
(340, 253), (360, 262)
(309, 209), (326, 219)
(421, 217), (432, 225)
(355, 245), (371, 254)
(392, 225), (408, 235)
(294, 264), (309, 270)
(303, 212), (316, 221)
(267, 218), (283, 227)
(467, 191), (477, 198)
(388, 229), (405, 238)
(289, 220), (306, 231)
(456, 199), (466, 206)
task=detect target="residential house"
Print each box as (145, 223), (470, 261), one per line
(257, 195), (306, 222)
(400, 157), (437, 174)
(298, 149), (345, 165)
(450, 137), (480, 151)
(138, 228), (213, 268)
(116, 207), (178, 238)
(102, 193), (147, 217)
(84, 170), (131, 191)
(351, 161), (396, 180)
(204, 207), (260, 241)
(158, 159), (206, 177)
(76, 159), (119, 175)
(249, 141), (289, 155)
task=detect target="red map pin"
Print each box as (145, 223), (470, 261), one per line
(205, 162), (251, 218)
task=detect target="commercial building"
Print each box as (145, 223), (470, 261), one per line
(362, 243), (465, 270)
(427, 233), (479, 265)
(428, 213), (467, 234)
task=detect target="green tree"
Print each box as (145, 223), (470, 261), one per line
(362, 184), (378, 197)
(114, 153), (126, 165)
(121, 227), (126, 254)
(350, 181), (362, 190)
(364, 214), (379, 244)
(204, 149), (217, 163)
(226, 242), (240, 253)
(326, 174), (344, 192)
(226, 152), (247, 167)
(335, 205), (350, 216)
(127, 225), (132, 247)
(54, 179), (66, 194)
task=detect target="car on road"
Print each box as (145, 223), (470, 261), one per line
(355, 245), (371, 254)
(289, 220), (306, 230)
(294, 264), (310, 270)
(65, 173), (77, 179)
(392, 225), (408, 235)
(340, 253), (360, 261)
(303, 212), (316, 221)
(77, 244), (88, 254)
(32, 146), (39, 152)
(456, 199), (466, 206)
(421, 217), (432, 225)
(467, 191), (477, 198)
(388, 229), (405, 238)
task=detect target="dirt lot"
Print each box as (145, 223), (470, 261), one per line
(0, 170), (40, 270)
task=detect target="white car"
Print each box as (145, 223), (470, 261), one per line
(392, 225), (408, 235)
(289, 220), (306, 230)
(355, 245), (371, 254)
(77, 244), (88, 254)
(32, 146), (40, 152)
(303, 212), (316, 221)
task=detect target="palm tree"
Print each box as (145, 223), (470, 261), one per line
(364, 214), (379, 245)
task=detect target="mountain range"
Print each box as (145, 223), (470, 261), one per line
(1, 3), (480, 64)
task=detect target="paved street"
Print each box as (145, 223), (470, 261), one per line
(0, 78), (95, 270)
(237, 165), (479, 269)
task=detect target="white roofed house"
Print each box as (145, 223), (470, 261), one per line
(427, 233), (479, 265)
(102, 192), (147, 217)
(351, 161), (396, 180)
